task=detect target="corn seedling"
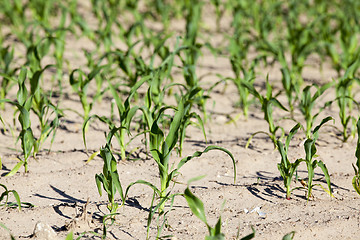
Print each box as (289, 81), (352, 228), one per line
(105, 45), (149, 94)
(42, 7), (70, 91)
(277, 123), (302, 200)
(1, 69), (36, 175)
(140, 94), (236, 214)
(0, 184), (21, 210)
(298, 116), (333, 200)
(324, 11), (360, 76)
(352, 118), (360, 195)
(299, 83), (332, 139)
(83, 76), (148, 161)
(25, 35), (54, 74)
(178, 0), (211, 122)
(176, 87), (207, 156)
(67, 0), (94, 40)
(145, 190), (176, 239)
(227, 44), (258, 118)
(69, 65), (107, 123)
(1, 66), (62, 175)
(244, 79), (288, 148)
(184, 185), (225, 240)
(95, 143), (124, 215)
(0, 0), (26, 28)
(29, 65), (63, 155)
(324, 60), (360, 142)
(0, 45), (18, 110)
(278, 48), (300, 114)
(283, 2), (320, 86)
(151, 0), (172, 31)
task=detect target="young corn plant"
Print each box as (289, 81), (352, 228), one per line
(95, 142), (124, 215)
(282, 1), (320, 87)
(143, 95), (236, 214)
(1, 67), (62, 175)
(104, 45), (149, 95)
(1, 69), (36, 175)
(298, 116), (333, 200)
(42, 7), (70, 90)
(299, 83), (332, 139)
(226, 46), (258, 119)
(83, 76), (149, 161)
(352, 118), (360, 195)
(324, 60), (360, 142)
(0, 45), (18, 110)
(0, 184), (21, 210)
(278, 48), (300, 114)
(176, 87), (207, 157)
(243, 79), (288, 148)
(277, 123), (302, 200)
(324, 11), (360, 77)
(69, 65), (107, 124)
(178, 0), (210, 122)
(29, 66), (63, 155)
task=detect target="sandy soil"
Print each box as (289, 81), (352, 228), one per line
(1, 2), (360, 240)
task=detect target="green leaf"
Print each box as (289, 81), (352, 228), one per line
(282, 231), (295, 240)
(239, 226), (255, 240)
(177, 145), (236, 183)
(65, 232), (74, 240)
(17, 68), (28, 106)
(10, 190), (21, 211)
(0, 222), (16, 240)
(205, 234), (226, 240)
(317, 161), (333, 197)
(124, 179), (161, 199)
(6, 161), (24, 177)
(285, 123), (301, 151)
(352, 175), (360, 195)
(165, 100), (185, 152)
(184, 187), (207, 224)
(312, 116), (333, 140)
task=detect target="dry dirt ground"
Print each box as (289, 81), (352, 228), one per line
(1, 3), (360, 240)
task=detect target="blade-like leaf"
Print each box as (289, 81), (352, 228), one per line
(317, 161), (333, 197)
(184, 187), (207, 224)
(6, 161), (24, 177)
(177, 145), (236, 182)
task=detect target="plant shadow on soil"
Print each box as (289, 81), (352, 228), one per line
(211, 169), (350, 203)
(34, 185), (87, 204)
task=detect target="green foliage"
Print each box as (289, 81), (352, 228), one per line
(2, 0), (360, 237)
(0, 184), (21, 210)
(298, 117), (334, 199)
(0, 46), (17, 109)
(95, 142), (124, 214)
(352, 118), (360, 195)
(184, 186), (225, 239)
(277, 123), (302, 199)
(83, 76), (148, 161)
(1, 67), (62, 175)
(0, 222), (16, 240)
(184, 179), (255, 240)
(69, 66), (106, 122)
(244, 79), (288, 148)
(299, 83), (332, 138)
(324, 60), (360, 142)
(283, 231), (296, 240)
